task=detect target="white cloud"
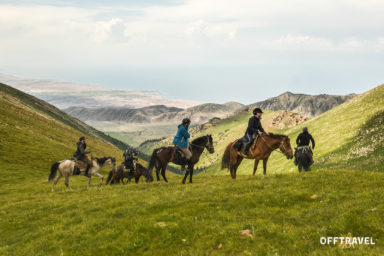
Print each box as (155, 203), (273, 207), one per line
(0, 0), (383, 69)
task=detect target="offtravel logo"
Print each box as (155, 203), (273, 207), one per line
(320, 233), (375, 248)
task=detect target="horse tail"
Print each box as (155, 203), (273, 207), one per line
(147, 149), (158, 173)
(221, 143), (232, 170)
(106, 170), (113, 185)
(48, 162), (60, 181)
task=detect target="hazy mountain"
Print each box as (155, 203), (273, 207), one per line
(64, 102), (247, 124)
(0, 74), (200, 109)
(65, 105), (183, 122)
(249, 92), (356, 117)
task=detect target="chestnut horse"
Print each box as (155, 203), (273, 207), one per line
(221, 133), (293, 179)
(147, 135), (214, 184)
(106, 162), (153, 184)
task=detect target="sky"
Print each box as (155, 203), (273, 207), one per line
(0, 0), (384, 104)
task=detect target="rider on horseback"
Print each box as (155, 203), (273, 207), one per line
(295, 127), (315, 165)
(243, 108), (266, 155)
(73, 136), (92, 176)
(123, 147), (138, 174)
(173, 118), (192, 169)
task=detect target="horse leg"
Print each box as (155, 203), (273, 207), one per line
(253, 159), (260, 176)
(182, 170), (189, 184)
(189, 164), (194, 184)
(161, 168), (168, 183)
(64, 174), (72, 191)
(135, 177), (139, 184)
(263, 158), (269, 175)
(87, 176), (92, 189)
(52, 172), (62, 192)
(156, 167), (161, 181)
(230, 156), (243, 179)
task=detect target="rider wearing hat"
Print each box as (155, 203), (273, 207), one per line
(243, 108), (266, 155)
(173, 118), (192, 160)
(73, 136), (92, 176)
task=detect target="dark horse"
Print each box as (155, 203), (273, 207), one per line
(294, 146), (313, 172)
(222, 133), (293, 179)
(147, 135), (214, 184)
(106, 162), (153, 184)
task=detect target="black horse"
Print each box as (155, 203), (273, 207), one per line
(294, 146), (313, 172)
(147, 135), (214, 184)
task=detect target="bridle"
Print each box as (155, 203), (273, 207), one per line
(190, 136), (214, 152)
(260, 135), (290, 157)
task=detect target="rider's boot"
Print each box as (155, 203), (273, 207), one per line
(244, 143), (251, 155)
(73, 166), (80, 175)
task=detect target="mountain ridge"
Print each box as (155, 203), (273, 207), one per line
(249, 91), (356, 117)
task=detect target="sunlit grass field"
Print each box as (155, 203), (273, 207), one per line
(2, 82), (384, 255)
(1, 168), (384, 255)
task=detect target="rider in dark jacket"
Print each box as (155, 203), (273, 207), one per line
(295, 127), (315, 165)
(296, 127), (315, 148)
(243, 108), (265, 154)
(123, 147), (138, 174)
(73, 136), (91, 175)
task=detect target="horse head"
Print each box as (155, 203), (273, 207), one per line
(279, 136), (293, 159)
(206, 135), (215, 154)
(96, 157), (116, 170)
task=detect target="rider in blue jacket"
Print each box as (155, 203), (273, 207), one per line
(173, 118), (192, 160)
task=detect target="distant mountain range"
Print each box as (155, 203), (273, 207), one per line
(249, 91), (356, 117)
(0, 74), (199, 109)
(64, 102), (247, 124)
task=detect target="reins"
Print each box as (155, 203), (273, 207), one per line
(259, 135), (287, 156)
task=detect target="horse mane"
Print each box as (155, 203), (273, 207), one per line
(267, 133), (288, 139)
(96, 157), (113, 165)
(192, 135), (208, 144)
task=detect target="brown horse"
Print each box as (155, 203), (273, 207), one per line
(147, 135), (214, 184)
(106, 162), (153, 184)
(221, 133), (293, 179)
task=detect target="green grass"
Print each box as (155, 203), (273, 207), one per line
(1, 170), (384, 255)
(2, 82), (384, 255)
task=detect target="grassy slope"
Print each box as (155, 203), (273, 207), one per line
(1, 172), (383, 255)
(190, 84), (384, 175)
(2, 83), (384, 255)
(0, 83), (125, 185)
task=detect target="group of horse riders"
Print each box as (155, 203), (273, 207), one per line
(73, 137), (139, 177)
(73, 108), (315, 176)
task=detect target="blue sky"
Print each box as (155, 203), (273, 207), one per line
(1, 0), (384, 104)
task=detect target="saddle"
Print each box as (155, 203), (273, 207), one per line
(295, 146), (312, 154)
(173, 147), (187, 165)
(233, 134), (260, 155)
(123, 159), (137, 173)
(75, 160), (87, 170)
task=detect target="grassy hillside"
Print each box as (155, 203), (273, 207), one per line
(0, 83), (127, 184)
(1, 171), (383, 255)
(165, 84), (384, 175)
